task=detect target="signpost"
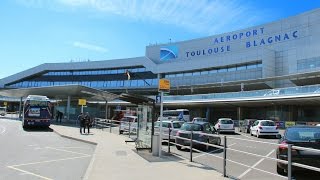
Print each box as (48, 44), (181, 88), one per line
(78, 99), (86, 113)
(158, 79), (170, 157)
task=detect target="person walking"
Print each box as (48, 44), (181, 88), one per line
(84, 112), (91, 134)
(78, 113), (84, 134)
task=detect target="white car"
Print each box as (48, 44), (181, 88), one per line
(119, 116), (138, 134)
(214, 118), (235, 133)
(154, 120), (184, 140)
(250, 120), (279, 138)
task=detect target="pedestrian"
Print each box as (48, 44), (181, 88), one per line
(59, 111), (63, 123)
(56, 110), (60, 122)
(78, 113), (85, 134)
(84, 112), (91, 134)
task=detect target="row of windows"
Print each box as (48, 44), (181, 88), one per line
(165, 63), (262, 78)
(297, 57), (320, 71)
(8, 79), (158, 88)
(43, 67), (146, 76)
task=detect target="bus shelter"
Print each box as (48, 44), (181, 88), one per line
(118, 93), (155, 150)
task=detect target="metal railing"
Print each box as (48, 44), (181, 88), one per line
(161, 128), (320, 180)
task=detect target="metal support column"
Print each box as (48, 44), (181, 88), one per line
(105, 101), (108, 119)
(237, 107), (241, 121)
(67, 96), (71, 121)
(18, 97), (23, 119)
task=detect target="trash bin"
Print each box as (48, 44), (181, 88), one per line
(152, 134), (160, 156)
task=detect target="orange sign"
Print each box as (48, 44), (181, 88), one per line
(158, 79), (170, 91)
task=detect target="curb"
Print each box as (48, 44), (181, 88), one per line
(53, 129), (98, 145)
(52, 128), (98, 180)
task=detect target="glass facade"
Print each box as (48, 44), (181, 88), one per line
(164, 62), (262, 78)
(297, 56), (320, 71)
(5, 66), (159, 89)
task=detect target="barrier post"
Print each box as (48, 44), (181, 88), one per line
(128, 121), (131, 138)
(110, 119), (112, 133)
(168, 128), (171, 153)
(190, 131), (193, 162)
(223, 136), (227, 177)
(288, 144), (292, 180)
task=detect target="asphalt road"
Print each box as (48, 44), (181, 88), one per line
(162, 129), (320, 180)
(0, 118), (95, 180)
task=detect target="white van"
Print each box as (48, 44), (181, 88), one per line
(0, 107), (7, 116)
(119, 116), (138, 134)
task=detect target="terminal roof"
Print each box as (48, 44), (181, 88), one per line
(0, 85), (119, 101)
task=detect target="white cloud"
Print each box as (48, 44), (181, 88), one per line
(72, 41), (108, 53)
(16, 0), (266, 35)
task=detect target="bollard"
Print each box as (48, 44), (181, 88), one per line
(223, 136), (227, 177)
(168, 128), (171, 153)
(190, 131), (193, 162)
(128, 121), (131, 138)
(288, 144), (292, 180)
(110, 120), (112, 133)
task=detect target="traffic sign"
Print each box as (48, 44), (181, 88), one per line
(155, 95), (161, 103)
(158, 78), (170, 92)
(78, 99), (86, 106)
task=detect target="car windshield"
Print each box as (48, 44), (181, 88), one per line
(180, 123), (203, 131)
(194, 118), (207, 122)
(286, 127), (320, 142)
(260, 121), (275, 126)
(220, 120), (233, 124)
(172, 122), (183, 129)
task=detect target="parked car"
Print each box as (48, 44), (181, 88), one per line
(175, 122), (221, 151)
(250, 120), (279, 138)
(192, 117), (208, 123)
(214, 118), (235, 133)
(276, 125), (320, 175)
(0, 107), (6, 116)
(239, 119), (256, 133)
(154, 120), (184, 140)
(119, 116), (138, 134)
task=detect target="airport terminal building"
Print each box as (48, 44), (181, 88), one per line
(1, 8), (320, 124)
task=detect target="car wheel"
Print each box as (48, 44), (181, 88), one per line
(250, 130), (253, 136)
(119, 130), (123, 134)
(277, 164), (286, 176)
(256, 131), (260, 138)
(176, 145), (182, 150)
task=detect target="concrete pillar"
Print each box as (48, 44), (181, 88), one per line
(67, 96), (71, 121)
(105, 101), (108, 119)
(19, 97), (23, 119)
(237, 107), (242, 120)
(206, 107), (210, 121)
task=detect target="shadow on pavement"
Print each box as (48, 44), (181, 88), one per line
(133, 149), (184, 163)
(23, 126), (54, 132)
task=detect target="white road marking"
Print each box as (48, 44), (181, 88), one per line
(46, 147), (91, 156)
(240, 133), (255, 139)
(0, 125), (6, 134)
(8, 155), (90, 167)
(8, 166), (53, 180)
(193, 143), (236, 159)
(238, 149), (276, 179)
(245, 146), (257, 149)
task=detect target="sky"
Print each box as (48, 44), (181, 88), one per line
(0, 0), (319, 79)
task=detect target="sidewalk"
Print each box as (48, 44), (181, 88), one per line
(51, 125), (228, 180)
